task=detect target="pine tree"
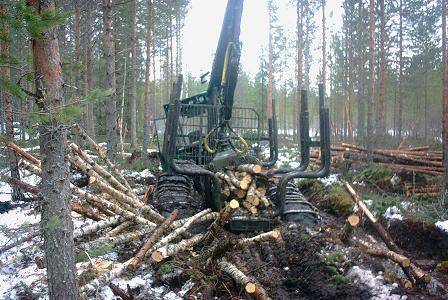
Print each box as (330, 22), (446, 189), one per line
(102, 0), (117, 158)
(26, 0), (80, 298)
(0, 1), (24, 202)
(367, 0), (375, 163)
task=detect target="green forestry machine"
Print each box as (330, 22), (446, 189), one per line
(153, 0), (331, 231)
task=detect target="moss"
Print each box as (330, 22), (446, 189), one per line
(436, 261), (448, 274)
(331, 274), (350, 286)
(299, 233), (311, 242)
(322, 185), (354, 217)
(324, 265), (338, 276)
(297, 179), (325, 198)
(360, 193), (402, 216)
(324, 251), (345, 265)
(75, 243), (114, 262)
(157, 261), (176, 277)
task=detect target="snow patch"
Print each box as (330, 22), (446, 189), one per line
(319, 174), (340, 186)
(435, 220), (448, 233)
(347, 266), (406, 299)
(384, 206), (403, 221)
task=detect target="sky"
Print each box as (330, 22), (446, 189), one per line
(182, 0), (344, 86)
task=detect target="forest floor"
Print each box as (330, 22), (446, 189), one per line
(0, 144), (447, 299)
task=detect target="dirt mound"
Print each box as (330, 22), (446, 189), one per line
(385, 218), (448, 261)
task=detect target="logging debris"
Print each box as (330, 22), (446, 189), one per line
(0, 131), (447, 299)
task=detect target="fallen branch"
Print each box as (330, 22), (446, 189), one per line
(218, 258), (256, 294)
(152, 232), (206, 262)
(128, 209), (178, 270)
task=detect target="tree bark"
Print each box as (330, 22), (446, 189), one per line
(322, 0), (326, 94)
(102, 0), (117, 159)
(130, 0), (138, 149)
(357, 0), (366, 145)
(377, 0), (386, 137)
(84, 0), (95, 138)
(398, 0), (403, 139)
(27, 0), (80, 298)
(443, 0), (448, 196)
(267, 0), (274, 119)
(143, 0), (153, 158)
(0, 3), (24, 202)
(367, 0), (375, 163)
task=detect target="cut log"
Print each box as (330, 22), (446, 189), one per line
(128, 210), (178, 270)
(171, 211), (219, 229)
(109, 283), (133, 300)
(151, 232), (206, 262)
(7, 142), (41, 166)
(226, 170), (250, 190)
(345, 182), (432, 284)
(358, 240), (410, 268)
(71, 185), (157, 228)
(340, 214), (360, 243)
(258, 196), (270, 208)
(88, 175), (164, 223)
(71, 202), (104, 221)
(242, 200), (257, 215)
(106, 221), (133, 237)
(246, 180), (257, 204)
(144, 209), (212, 260)
(81, 258), (133, 294)
(72, 124), (134, 193)
(78, 226), (153, 252)
(237, 230), (281, 247)
(218, 259), (256, 294)
(73, 216), (124, 239)
(70, 143), (134, 197)
(204, 200), (239, 242)
(237, 164), (262, 174)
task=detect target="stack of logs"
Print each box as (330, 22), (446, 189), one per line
(216, 164), (272, 215)
(311, 143), (443, 177)
(0, 124), (278, 299)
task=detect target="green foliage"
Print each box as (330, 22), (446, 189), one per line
(324, 251), (345, 265)
(157, 261), (176, 277)
(0, 77), (27, 100)
(14, 2), (70, 40)
(355, 166), (393, 185)
(76, 243), (114, 262)
(299, 232), (311, 242)
(361, 193), (402, 215)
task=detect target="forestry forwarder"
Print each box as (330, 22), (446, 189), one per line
(152, 0), (331, 232)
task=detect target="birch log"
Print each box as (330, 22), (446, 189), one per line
(72, 124), (133, 192)
(218, 259), (256, 294)
(128, 210), (178, 270)
(152, 232), (206, 262)
(73, 216), (124, 239)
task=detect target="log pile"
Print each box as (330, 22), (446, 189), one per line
(216, 164), (271, 215)
(311, 143), (443, 177)
(0, 125), (277, 299)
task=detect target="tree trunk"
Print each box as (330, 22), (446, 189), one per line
(130, 0), (138, 150)
(398, 0), (403, 139)
(357, 0), (366, 145)
(295, 1), (303, 141)
(378, 0), (386, 138)
(322, 0), (326, 93)
(102, 0), (117, 159)
(443, 0), (448, 195)
(84, 0), (95, 138)
(27, 0), (80, 298)
(143, 0), (153, 158)
(74, 0), (82, 102)
(0, 3), (24, 202)
(367, 0), (375, 164)
(267, 1), (274, 119)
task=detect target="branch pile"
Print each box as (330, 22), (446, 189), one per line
(1, 125), (278, 299)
